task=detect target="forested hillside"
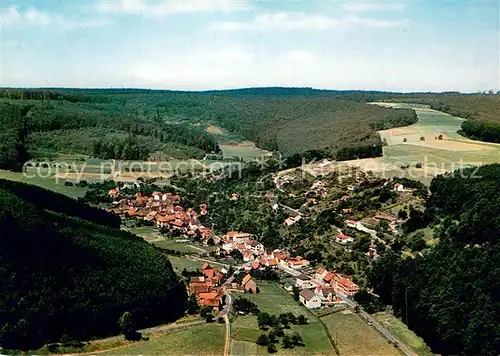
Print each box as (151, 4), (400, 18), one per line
(0, 88), (417, 168)
(0, 90), (220, 170)
(207, 96), (417, 163)
(370, 164), (500, 355)
(0, 180), (186, 350)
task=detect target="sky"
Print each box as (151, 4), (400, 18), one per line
(0, 0), (498, 92)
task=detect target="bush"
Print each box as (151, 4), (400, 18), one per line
(267, 343), (277, 353)
(256, 333), (269, 346)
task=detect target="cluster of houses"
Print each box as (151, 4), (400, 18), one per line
(187, 262), (261, 312)
(295, 266), (359, 309)
(218, 232), (311, 270)
(107, 188), (213, 240)
(188, 263), (228, 311)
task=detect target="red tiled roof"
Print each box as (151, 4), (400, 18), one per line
(241, 274), (254, 287)
(324, 272), (335, 282)
(200, 298), (220, 307)
(337, 233), (352, 240)
(374, 214), (398, 222)
(198, 292), (218, 300)
(155, 214), (175, 222)
(201, 263), (210, 270)
(204, 269), (215, 278)
(171, 219), (184, 227)
(338, 277), (358, 289)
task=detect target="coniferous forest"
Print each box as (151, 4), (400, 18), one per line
(370, 164), (500, 355)
(0, 180), (186, 350)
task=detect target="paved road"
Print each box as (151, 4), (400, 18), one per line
(223, 315), (231, 356)
(277, 265), (416, 356)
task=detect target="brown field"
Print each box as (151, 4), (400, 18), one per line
(406, 140), (496, 152)
(380, 126), (420, 136)
(206, 125), (227, 135)
(52, 172), (112, 181)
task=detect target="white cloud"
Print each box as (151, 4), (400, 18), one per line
(95, 0), (251, 17)
(212, 12), (407, 32)
(343, 3), (407, 12)
(0, 6), (109, 29)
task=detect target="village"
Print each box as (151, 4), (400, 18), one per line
(104, 185), (366, 312)
(90, 161), (432, 356)
(103, 161), (425, 318)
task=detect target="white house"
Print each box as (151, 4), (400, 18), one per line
(299, 289), (322, 309)
(393, 183), (405, 192)
(284, 215), (301, 226)
(314, 285), (337, 303)
(336, 233), (354, 244)
(246, 240), (265, 255)
(242, 250), (254, 262)
(295, 274), (315, 289)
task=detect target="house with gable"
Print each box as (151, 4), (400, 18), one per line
(241, 274), (258, 293)
(299, 289), (322, 309)
(315, 267), (328, 281)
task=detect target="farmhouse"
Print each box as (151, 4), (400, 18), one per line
(241, 274), (258, 293)
(299, 289), (322, 309)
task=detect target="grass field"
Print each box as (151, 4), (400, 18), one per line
(230, 282), (335, 355)
(244, 282), (306, 315)
(0, 170), (88, 198)
(373, 312), (434, 356)
(102, 324), (225, 355)
(153, 240), (203, 254)
(220, 141), (272, 160)
(124, 226), (162, 241)
(167, 256), (206, 272)
(321, 311), (400, 356)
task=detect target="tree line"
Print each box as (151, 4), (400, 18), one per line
(0, 183), (186, 350)
(369, 164), (500, 355)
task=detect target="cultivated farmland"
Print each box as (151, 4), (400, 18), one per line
(307, 103), (500, 184)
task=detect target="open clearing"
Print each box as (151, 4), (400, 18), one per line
(303, 104), (500, 185)
(231, 282), (335, 355)
(167, 256), (206, 272)
(373, 312), (434, 356)
(102, 324), (225, 355)
(321, 311), (400, 356)
(206, 125), (227, 135)
(220, 141), (272, 160)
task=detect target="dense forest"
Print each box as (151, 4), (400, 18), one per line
(370, 164), (500, 355)
(0, 88), (497, 171)
(206, 96), (417, 163)
(0, 88), (418, 168)
(0, 90), (220, 169)
(0, 180), (186, 350)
